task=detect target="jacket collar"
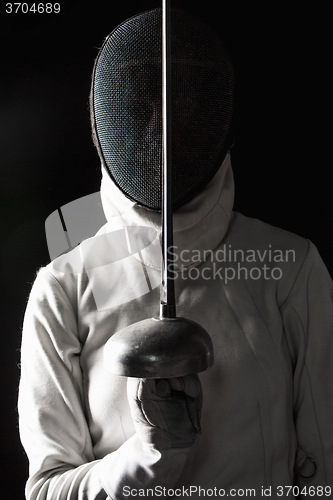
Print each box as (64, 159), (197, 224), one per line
(100, 153), (234, 271)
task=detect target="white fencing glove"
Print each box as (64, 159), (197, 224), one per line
(127, 375), (203, 450)
(99, 375), (202, 498)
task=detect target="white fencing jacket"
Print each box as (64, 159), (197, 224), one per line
(18, 154), (333, 499)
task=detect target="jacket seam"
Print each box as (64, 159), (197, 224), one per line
(281, 300), (328, 483)
(241, 276), (291, 388)
(43, 267), (78, 318)
(279, 239), (311, 311)
(41, 268), (96, 463)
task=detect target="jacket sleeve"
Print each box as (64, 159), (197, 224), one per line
(18, 268), (188, 500)
(281, 241), (333, 489)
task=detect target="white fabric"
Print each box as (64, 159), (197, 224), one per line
(99, 153), (234, 271)
(18, 154), (333, 499)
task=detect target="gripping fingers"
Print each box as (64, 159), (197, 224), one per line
(169, 374), (202, 399)
(167, 375), (203, 434)
(185, 394), (201, 434)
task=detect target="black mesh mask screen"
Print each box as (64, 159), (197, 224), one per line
(91, 8), (235, 211)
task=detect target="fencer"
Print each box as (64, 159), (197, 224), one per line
(18, 8), (333, 500)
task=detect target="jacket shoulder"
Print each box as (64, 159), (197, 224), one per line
(224, 212), (313, 306)
(226, 212), (309, 259)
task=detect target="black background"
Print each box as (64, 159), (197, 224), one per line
(0, 1), (331, 497)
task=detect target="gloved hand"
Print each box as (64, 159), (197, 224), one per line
(127, 375), (202, 450)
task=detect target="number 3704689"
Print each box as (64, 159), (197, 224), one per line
(5, 3), (60, 13)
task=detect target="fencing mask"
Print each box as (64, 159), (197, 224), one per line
(90, 8), (235, 211)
